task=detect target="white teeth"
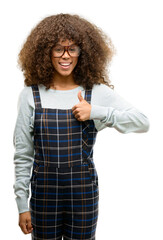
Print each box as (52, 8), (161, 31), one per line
(60, 63), (71, 66)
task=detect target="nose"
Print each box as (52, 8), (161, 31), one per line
(62, 49), (70, 58)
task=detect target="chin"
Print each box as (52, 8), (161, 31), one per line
(60, 70), (71, 74)
(59, 72), (73, 77)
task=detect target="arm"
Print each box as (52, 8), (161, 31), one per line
(13, 87), (34, 213)
(90, 84), (150, 133)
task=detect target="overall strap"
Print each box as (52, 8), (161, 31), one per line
(31, 84), (42, 109)
(83, 88), (93, 128)
(84, 89), (92, 104)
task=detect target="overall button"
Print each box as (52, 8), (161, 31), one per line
(34, 165), (39, 174)
(82, 159), (88, 165)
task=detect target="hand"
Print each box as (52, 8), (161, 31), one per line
(19, 211), (33, 234)
(72, 90), (91, 121)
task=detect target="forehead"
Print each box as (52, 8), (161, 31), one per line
(57, 39), (75, 45)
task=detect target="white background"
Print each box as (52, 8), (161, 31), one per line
(0, 0), (162, 239)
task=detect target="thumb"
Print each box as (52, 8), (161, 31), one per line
(78, 90), (84, 102)
(26, 218), (33, 233)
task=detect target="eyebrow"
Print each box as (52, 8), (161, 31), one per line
(55, 44), (76, 47)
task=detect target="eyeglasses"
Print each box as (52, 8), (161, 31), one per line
(52, 44), (81, 58)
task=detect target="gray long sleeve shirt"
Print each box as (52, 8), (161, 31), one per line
(13, 83), (150, 213)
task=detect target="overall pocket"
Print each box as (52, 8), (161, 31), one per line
(87, 163), (99, 188)
(30, 164), (40, 184)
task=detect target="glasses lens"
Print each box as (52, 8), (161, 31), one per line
(53, 45), (80, 57)
(68, 45), (80, 57)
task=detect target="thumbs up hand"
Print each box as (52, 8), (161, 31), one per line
(72, 90), (91, 121)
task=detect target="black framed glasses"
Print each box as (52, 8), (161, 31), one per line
(52, 44), (81, 58)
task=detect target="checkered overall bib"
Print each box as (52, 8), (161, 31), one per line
(29, 84), (99, 240)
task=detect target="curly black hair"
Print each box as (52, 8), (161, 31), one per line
(17, 13), (116, 90)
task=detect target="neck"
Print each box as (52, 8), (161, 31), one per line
(51, 72), (78, 89)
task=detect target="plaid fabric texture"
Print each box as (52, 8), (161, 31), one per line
(29, 84), (99, 240)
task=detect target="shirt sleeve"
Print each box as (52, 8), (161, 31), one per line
(90, 84), (150, 133)
(13, 86), (34, 214)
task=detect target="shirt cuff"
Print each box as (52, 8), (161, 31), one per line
(15, 196), (29, 214)
(90, 104), (109, 120)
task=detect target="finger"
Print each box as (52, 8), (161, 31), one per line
(27, 219), (33, 233)
(20, 222), (29, 234)
(78, 90), (83, 102)
(74, 113), (82, 121)
(72, 109), (78, 115)
(72, 105), (77, 111)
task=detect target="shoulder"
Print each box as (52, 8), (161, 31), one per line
(91, 83), (115, 104)
(92, 83), (114, 95)
(19, 85), (33, 98)
(17, 85), (34, 110)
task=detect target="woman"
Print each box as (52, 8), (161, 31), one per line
(13, 13), (150, 240)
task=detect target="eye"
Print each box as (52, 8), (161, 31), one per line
(53, 45), (63, 51)
(69, 46), (78, 51)
(54, 48), (62, 52)
(69, 47), (76, 51)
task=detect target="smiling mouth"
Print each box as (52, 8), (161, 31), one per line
(59, 62), (72, 69)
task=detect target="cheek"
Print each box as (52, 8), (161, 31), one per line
(73, 58), (78, 68)
(51, 59), (59, 70)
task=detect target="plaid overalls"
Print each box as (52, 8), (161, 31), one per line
(29, 84), (99, 240)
